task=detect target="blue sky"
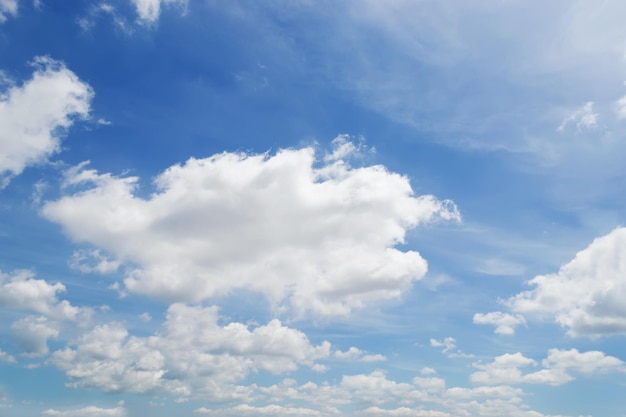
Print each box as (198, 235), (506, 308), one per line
(1, 1), (626, 416)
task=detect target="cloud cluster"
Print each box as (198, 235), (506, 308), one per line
(0, 269), (91, 356)
(507, 227), (626, 337)
(0, 270), (83, 320)
(42, 140), (460, 317)
(52, 303), (330, 401)
(470, 349), (625, 386)
(202, 357), (601, 417)
(0, 57), (92, 187)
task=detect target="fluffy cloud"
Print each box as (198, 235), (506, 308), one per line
(0, 0), (17, 23)
(42, 140), (460, 317)
(472, 312), (526, 335)
(541, 348), (625, 374)
(470, 349), (624, 386)
(506, 227), (626, 337)
(334, 347), (386, 362)
(11, 316), (60, 356)
(42, 404), (126, 417)
(0, 270), (88, 321)
(131, 0), (186, 24)
(51, 303), (330, 401)
(0, 57), (92, 187)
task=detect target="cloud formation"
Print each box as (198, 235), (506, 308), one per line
(0, 269), (88, 321)
(473, 312), (526, 335)
(0, 57), (92, 187)
(0, 0), (17, 23)
(470, 349), (625, 386)
(507, 227), (626, 337)
(42, 139), (460, 317)
(131, 0), (186, 24)
(52, 303), (330, 401)
(42, 404), (126, 417)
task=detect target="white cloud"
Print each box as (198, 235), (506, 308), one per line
(541, 348), (625, 374)
(429, 337), (472, 358)
(340, 370), (429, 406)
(42, 404), (126, 417)
(68, 249), (120, 274)
(194, 404), (337, 417)
(506, 227), (626, 337)
(615, 95), (626, 119)
(0, 270), (88, 321)
(0, 57), (92, 187)
(470, 352), (537, 386)
(411, 376), (445, 393)
(334, 347), (386, 362)
(11, 316), (59, 356)
(0, 349), (16, 364)
(131, 0), (186, 25)
(473, 312), (526, 335)
(250, 370), (570, 417)
(470, 348), (624, 387)
(358, 407), (451, 417)
(444, 385), (522, 400)
(0, 0), (17, 23)
(51, 303), (330, 401)
(557, 102), (598, 132)
(42, 140), (460, 317)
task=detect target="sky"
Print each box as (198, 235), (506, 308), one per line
(1, 0), (626, 416)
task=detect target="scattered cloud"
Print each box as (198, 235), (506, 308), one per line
(430, 337), (473, 358)
(0, 0), (17, 23)
(68, 249), (120, 274)
(51, 303), (330, 401)
(0, 269), (89, 321)
(42, 140), (460, 318)
(131, 0), (186, 25)
(194, 404), (336, 417)
(557, 102), (598, 132)
(0, 57), (92, 187)
(41, 403), (126, 417)
(473, 312), (526, 335)
(0, 349), (16, 364)
(506, 227), (626, 337)
(615, 95), (626, 119)
(11, 316), (59, 356)
(334, 347), (386, 362)
(470, 349), (625, 386)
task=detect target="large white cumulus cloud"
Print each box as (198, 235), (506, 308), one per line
(507, 227), (626, 337)
(42, 138), (460, 316)
(0, 57), (92, 187)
